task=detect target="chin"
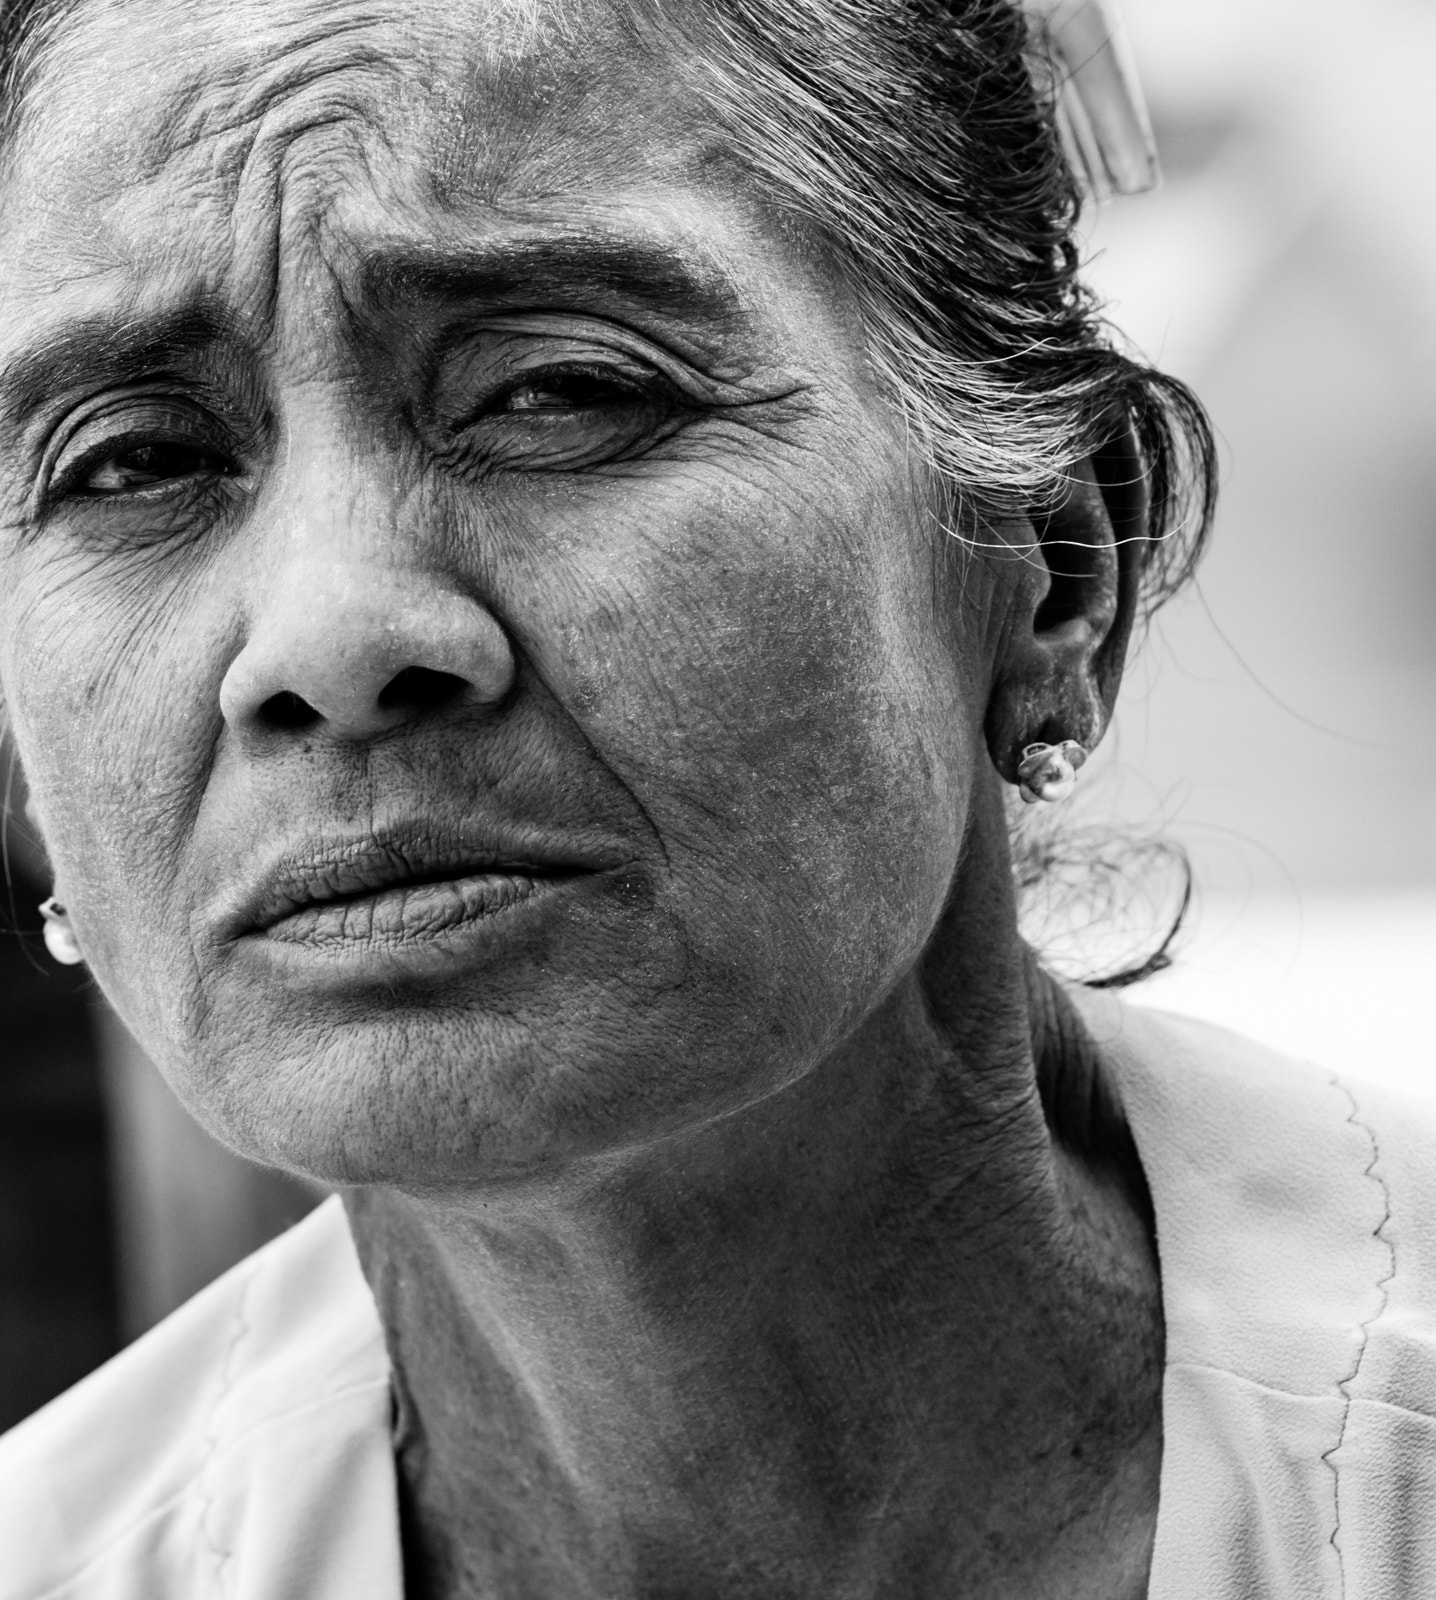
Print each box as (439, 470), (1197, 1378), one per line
(163, 989), (792, 1191)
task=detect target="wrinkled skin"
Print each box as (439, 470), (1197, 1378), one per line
(0, 2), (1163, 1596)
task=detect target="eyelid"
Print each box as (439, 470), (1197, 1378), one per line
(454, 314), (753, 405)
(39, 391), (231, 504)
(431, 335), (679, 438)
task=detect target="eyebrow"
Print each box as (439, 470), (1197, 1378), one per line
(362, 234), (745, 326)
(0, 305), (236, 432)
(0, 234), (748, 429)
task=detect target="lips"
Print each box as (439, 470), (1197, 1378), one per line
(217, 828), (604, 947)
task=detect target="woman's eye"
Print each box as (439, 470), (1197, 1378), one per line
(432, 340), (694, 473)
(497, 373), (644, 414)
(82, 442), (231, 495)
(448, 359), (684, 472)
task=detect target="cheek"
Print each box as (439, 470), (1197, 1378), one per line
(503, 461), (974, 1028)
(0, 543), (227, 1030)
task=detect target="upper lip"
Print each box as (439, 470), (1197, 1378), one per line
(212, 825), (613, 939)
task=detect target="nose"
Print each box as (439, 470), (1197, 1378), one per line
(219, 560), (517, 741)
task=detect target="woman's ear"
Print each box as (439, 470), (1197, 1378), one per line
(984, 422), (1148, 784)
(1, 732), (52, 888)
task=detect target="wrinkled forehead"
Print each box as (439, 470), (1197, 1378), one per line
(1, 0), (707, 306)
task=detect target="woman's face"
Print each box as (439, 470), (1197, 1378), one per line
(0, 0), (995, 1183)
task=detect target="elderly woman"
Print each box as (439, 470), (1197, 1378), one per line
(2, 0), (1434, 1596)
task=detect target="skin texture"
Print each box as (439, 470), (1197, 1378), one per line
(0, 1), (1163, 1595)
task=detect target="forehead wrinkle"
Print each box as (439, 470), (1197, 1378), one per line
(2, 0), (802, 388)
(5, 12), (407, 340)
(19, 3), (444, 213)
(24, 0), (581, 179)
(8, 0), (709, 259)
(168, 28), (396, 179)
(16, 2), (637, 318)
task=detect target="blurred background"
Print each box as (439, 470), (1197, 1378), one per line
(1, 0), (1432, 1428)
(1079, 0), (1436, 1076)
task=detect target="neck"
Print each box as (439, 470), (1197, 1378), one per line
(345, 876), (1164, 1599)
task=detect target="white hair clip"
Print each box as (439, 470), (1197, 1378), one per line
(1022, 0), (1159, 200)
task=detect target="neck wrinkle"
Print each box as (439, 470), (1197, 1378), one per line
(343, 940), (1162, 1598)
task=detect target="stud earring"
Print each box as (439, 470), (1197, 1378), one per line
(38, 897), (84, 966)
(1016, 740), (1088, 804)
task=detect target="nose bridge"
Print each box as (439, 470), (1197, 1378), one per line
(259, 415), (421, 638)
(274, 377), (393, 539)
(220, 423), (516, 740)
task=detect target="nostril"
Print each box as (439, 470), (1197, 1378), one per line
(260, 690), (321, 731)
(377, 666), (468, 715)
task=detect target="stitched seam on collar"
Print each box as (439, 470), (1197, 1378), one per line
(1320, 1075), (1396, 1600)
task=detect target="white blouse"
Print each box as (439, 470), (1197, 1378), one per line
(3, 995), (1433, 1598)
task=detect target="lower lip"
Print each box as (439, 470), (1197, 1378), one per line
(256, 870), (574, 952)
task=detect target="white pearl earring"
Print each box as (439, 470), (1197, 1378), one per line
(38, 897), (85, 966)
(1016, 740), (1088, 804)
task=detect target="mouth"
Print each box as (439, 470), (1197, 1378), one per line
(226, 830), (601, 949)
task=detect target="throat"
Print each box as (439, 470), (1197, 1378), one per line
(344, 1041), (1164, 1600)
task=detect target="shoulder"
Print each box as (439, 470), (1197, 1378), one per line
(1071, 987), (1436, 1372)
(0, 1195), (400, 1600)
(1073, 989), (1436, 1598)
(1074, 990), (1436, 1287)
(1110, 994), (1436, 1418)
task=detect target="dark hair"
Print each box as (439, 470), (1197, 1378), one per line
(0, 0), (62, 144)
(0, 0), (1215, 981)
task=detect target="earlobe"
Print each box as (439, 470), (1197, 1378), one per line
(984, 423), (1148, 790)
(39, 898), (84, 966)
